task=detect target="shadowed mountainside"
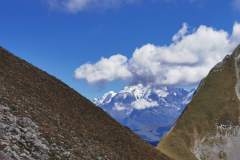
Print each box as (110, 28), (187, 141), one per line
(0, 47), (170, 160)
(158, 45), (240, 160)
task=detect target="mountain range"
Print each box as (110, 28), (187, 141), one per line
(2, 44), (240, 160)
(94, 84), (194, 145)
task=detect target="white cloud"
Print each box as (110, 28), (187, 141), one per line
(75, 54), (132, 84)
(48, 0), (139, 12)
(130, 23), (237, 85)
(47, 0), (201, 12)
(74, 22), (240, 86)
(231, 22), (240, 43)
(172, 23), (188, 42)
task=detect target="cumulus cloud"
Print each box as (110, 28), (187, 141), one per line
(75, 22), (240, 86)
(75, 54), (132, 84)
(130, 23), (240, 85)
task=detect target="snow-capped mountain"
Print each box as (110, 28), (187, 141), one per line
(94, 84), (195, 145)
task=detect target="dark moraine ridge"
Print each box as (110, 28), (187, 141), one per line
(0, 47), (170, 160)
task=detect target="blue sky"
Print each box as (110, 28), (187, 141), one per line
(0, 0), (240, 99)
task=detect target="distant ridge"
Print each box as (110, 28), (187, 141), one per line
(0, 47), (170, 160)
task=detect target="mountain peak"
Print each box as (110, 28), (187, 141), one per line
(95, 84), (193, 145)
(121, 84), (151, 99)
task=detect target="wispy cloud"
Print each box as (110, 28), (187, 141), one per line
(47, 0), (200, 13)
(47, 0), (141, 13)
(232, 0), (240, 11)
(74, 22), (240, 86)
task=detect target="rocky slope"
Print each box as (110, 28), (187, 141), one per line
(0, 47), (170, 160)
(158, 45), (240, 160)
(94, 84), (194, 145)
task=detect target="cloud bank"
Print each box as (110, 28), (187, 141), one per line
(75, 22), (240, 86)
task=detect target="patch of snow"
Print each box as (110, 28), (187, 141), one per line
(182, 89), (195, 104)
(94, 91), (116, 105)
(113, 103), (127, 111)
(131, 99), (158, 110)
(154, 89), (169, 97)
(120, 84), (150, 99)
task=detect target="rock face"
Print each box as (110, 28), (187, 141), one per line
(158, 45), (240, 160)
(0, 47), (170, 160)
(94, 84), (194, 145)
(0, 105), (50, 160)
